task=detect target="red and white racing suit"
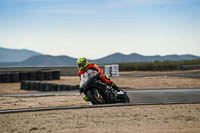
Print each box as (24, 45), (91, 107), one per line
(78, 63), (112, 85)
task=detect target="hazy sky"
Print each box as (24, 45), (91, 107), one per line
(0, 0), (200, 59)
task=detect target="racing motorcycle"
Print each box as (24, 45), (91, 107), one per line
(79, 69), (130, 104)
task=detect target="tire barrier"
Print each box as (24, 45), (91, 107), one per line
(24, 81), (32, 90)
(28, 71), (37, 81)
(0, 71), (60, 83)
(19, 72), (28, 81)
(10, 73), (19, 83)
(1, 73), (10, 83)
(44, 71), (53, 80)
(36, 71), (45, 80)
(30, 81), (37, 90)
(46, 83), (53, 91)
(20, 80), (26, 90)
(20, 81), (79, 92)
(52, 83), (58, 91)
(52, 71), (60, 80)
(39, 82), (46, 92)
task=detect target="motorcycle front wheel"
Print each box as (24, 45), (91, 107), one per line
(87, 89), (105, 104)
(121, 93), (130, 103)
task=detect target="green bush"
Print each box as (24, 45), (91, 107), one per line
(119, 60), (200, 71)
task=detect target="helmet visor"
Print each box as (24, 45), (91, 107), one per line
(78, 60), (87, 68)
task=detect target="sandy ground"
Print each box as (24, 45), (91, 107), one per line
(112, 76), (200, 89)
(1, 70), (200, 133)
(0, 94), (87, 110)
(0, 104), (200, 133)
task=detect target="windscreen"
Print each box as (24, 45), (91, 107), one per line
(80, 69), (97, 89)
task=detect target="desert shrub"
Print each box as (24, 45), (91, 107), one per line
(119, 59), (200, 71)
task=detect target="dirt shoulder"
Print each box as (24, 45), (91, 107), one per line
(112, 76), (200, 89)
(1, 104), (200, 133)
(0, 94), (87, 110)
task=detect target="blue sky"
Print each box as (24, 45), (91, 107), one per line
(0, 0), (200, 59)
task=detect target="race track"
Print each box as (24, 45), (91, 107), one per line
(1, 88), (200, 114)
(127, 88), (200, 104)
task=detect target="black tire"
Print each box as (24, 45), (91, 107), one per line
(71, 85), (79, 90)
(46, 83), (53, 91)
(24, 81), (31, 90)
(19, 72), (28, 81)
(87, 89), (105, 105)
(28, 72), (36, 81)
(36, 71), (45, 80)
(0, 74), (2, 83)
(44, 71), (52, 80)
(20, 80), (26, 90)
(64, 85), (70, 91)
(52, 71), (60, 80)
(56, 84), (61, 91)
(30, 81), (37, 90)
(10, 73), (19, 83)
(52, 84), (58, 91)
(1, 73), (10, 83)
(40, 82), (47, 92)
(35, 82), (41, 91)
(59, 84), (65, 91)
(67, 85), (73, 90)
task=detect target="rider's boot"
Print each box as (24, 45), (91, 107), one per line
(83, 94), (90, 102)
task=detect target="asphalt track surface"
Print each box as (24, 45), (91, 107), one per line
(0, 88), (200, 114)
(127, 88), (200, 104)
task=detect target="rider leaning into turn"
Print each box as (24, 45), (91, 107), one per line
(77, 57), (122, 101)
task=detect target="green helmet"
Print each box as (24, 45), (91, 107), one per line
(77, 57), (88, 70)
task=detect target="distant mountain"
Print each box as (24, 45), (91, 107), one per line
(91, 53), (200, 64)
(91, 53), (144, 64)
(0, 48), (199, 66)
(21, 55), (76, 66)
(0, 47), (42, 62)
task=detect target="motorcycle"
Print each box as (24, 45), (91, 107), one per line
(79, 69), (130, 104)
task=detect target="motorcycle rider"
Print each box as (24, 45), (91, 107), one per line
(77, 57), (123, 101)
